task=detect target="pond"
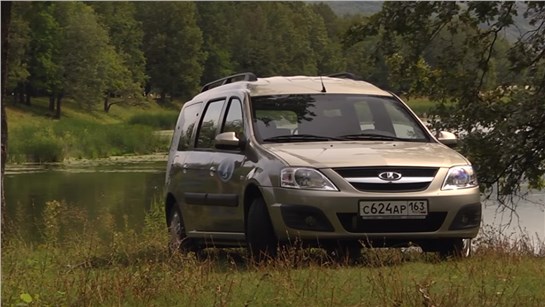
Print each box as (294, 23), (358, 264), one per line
(3, 159), (167, 242)
(3, 160), (544, 248)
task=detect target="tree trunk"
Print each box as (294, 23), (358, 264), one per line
(17, 82), (24, 104)
(54, 93), (63, 119)
(159, 90), (166, 104)
(49, 94), (55, 111)
(1, 1), (12, 231)
(104, 95), (110, 112)
(24, 82), (31, 106)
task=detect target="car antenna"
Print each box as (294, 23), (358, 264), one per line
(320, 75), (327, 93)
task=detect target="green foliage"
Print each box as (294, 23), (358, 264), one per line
(346, 2), (545, 202)
(127, 112), (179, 130)
(9, 125), (64, 162)
(136, 2), (205, 101)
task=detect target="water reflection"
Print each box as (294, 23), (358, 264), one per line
(481, 191), (545, 248)
(4, 161), (166, 242)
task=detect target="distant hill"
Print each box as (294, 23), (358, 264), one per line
(321, 1), (383, 16)
(321, 1), (532, 42)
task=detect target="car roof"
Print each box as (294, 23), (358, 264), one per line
(190, 75), (393, 102)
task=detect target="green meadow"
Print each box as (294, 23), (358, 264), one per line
(2, 199), (544, 306)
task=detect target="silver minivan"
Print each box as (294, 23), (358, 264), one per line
(165, 73), (481, 261)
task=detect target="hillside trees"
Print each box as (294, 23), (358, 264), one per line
(136, 2), (204, 102)
(6, 1), (353, 110)
(5, 2), (146, 117)
(51, 2), (115, 118)
(346, 1), (545, 203)
(195, 2), (236, 84)
(5, 2), (30, 105)
(89, 2), (147, 112)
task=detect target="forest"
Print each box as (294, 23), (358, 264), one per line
(2, 2), (520, 113)
(3, 1), (545, 200)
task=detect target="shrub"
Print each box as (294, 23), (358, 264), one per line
(8, 120), (168, 163)
(9, 126), (64, 162)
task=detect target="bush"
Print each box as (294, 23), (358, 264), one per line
(9, 126), (65, 162)
(8, 120), (168, 163)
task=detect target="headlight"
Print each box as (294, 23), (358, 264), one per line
(280, 168), (338, 191)
(442, 166), (478, 190)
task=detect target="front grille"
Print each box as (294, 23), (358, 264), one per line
(333, 167), (438, 192)
(334, 167), (438, 178)
(337, 212), (447, 233)
(350, 182), (430, 192)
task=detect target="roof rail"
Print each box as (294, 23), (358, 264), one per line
(327, 72), (360, 80)
(201, 72), (258, 92)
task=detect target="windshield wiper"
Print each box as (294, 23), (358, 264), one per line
(262, 134), (343, 142)
(339, 133), (400, 141)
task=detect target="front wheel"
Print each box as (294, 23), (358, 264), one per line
(324, 241), (362, 264)
(246, 198), (278, 262)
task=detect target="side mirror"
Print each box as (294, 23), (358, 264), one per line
(215, 132), (245, 150)
(437, 131), (458, 147)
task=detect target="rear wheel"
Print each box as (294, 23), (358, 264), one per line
(247, 198), (278, 262)
(168, 205), (195, 254)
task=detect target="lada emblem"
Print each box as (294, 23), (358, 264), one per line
(378, 171), (402, 182)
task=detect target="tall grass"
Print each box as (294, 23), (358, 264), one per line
(2, 199), (544, 306)
(8, 119), (168, 162)
(128, 112), (179, 130)
(6, 97), (180, 163)
(405, 97), (435, 117)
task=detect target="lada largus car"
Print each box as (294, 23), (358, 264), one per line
(165, 72), (481, 261)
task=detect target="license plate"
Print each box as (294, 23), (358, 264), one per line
(359, 200), (428, 219)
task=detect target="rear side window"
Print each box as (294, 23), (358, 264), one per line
(221, 97), (244, 139)
(196, 99), (226, 148)
(177, 102), (202, 151)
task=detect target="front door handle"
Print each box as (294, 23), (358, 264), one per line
(209, 166), (216, 176)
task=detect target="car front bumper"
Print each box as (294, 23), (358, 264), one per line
(261, 186), (481, 243)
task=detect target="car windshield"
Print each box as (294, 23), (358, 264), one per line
(251, 94), (429, 143)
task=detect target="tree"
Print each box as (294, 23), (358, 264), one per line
(25, 2), (63, 111)
(346, 1), (545, 205)
(5, 2), (31, 105)
(2, 1), (12, 230)
(195, 2), (236, 84)
(90, 2), (147, 112)
(50, 2), (116, 118)
(136, 2), (205, 102)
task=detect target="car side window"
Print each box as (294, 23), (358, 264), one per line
(195, 99), (225, 149)
(221, 97), (244, 139)
(177, 102), (202, 151)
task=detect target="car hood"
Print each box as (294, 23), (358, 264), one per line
(261, 141), (469, 168)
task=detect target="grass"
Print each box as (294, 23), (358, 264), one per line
(405, 97), (435, 118)
(2, 200), (544, 306)
(5, 97), (180, 163)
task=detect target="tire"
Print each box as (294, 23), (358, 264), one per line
(433, 238), (472, 259)
(168, 205), (195, 254)
(247, 198), (278, 262)
(325, 241), (362, 264)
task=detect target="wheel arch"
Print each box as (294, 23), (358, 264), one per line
(243, 183), (264, 233)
